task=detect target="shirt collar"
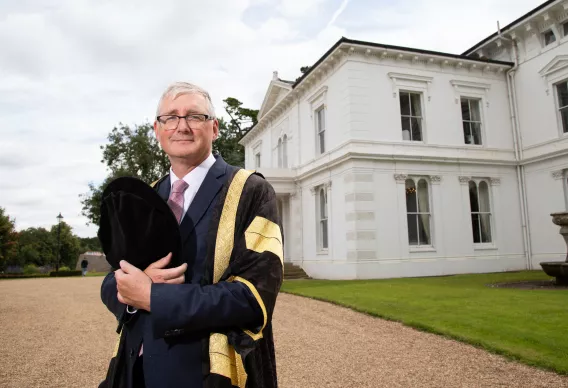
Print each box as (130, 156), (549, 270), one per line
(169, 153), (216, 189)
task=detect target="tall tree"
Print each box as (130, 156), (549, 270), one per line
(16, 227), (56, 267)
(49, 222), (81, 270)
(0, 207), (18, 270)
(80, 123), (169, 226)
(214, 98), (258, 167)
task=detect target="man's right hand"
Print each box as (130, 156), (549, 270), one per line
(144, 253), (187, 284)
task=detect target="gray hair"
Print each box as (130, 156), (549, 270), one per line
(155, 82), (216, 118)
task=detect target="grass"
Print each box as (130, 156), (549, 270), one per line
(86, 271), (108, 277)
(282, 271), (568, 375)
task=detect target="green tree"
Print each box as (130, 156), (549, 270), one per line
(214, 98), (258, 167)
(0, 207), (18, 271)
(80, 123), (169, 226)
(50, 222), (81, 270)
(16, 227), (56, 267)
(78, 236), (102, 253)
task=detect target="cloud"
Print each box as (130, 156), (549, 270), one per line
(0, 0), (544, 237)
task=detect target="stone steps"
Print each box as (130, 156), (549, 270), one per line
(283, 263), (310, 280)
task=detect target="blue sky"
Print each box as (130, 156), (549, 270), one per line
(0, 0), (543, 237)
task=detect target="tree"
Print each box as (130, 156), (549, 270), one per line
(80, 123), (169, 226)
(16, 227), (55, 267)
(80, 98), (258, 226)
(214, 98), (258, 167)
(0, 207), (18, 271)
(50, 222), (81, 269)
(78, 237), (102, 253)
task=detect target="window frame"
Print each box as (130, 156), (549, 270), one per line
(316, 186), (329, 252)
(564, 170), (568, 211)
(468, 179), (495, 247)
(555, 80), (568, 135)
(277, 138), (283, 168)
(315, 105), (326, 155)
(460, 97), (484, 146)
(254, 152), (261, 168)
(404, 177), (433, 248)
(399, 91), (424, 142)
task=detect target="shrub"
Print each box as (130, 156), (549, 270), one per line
(49, 270), (82, 277)
(59, 266), (71, 272)
(23, 264), (40, 274)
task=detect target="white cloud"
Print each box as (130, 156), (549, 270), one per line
(0, 0), (545, 237)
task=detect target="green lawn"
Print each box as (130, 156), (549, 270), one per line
(282, 271), (568, 374)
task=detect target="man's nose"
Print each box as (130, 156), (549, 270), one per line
(176, 117), (192, 132)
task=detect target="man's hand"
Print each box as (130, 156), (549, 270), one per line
(116, 261), (153, 312)
(144, 252), (187, 284)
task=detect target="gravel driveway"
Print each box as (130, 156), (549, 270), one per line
(0, 277), (566, 388)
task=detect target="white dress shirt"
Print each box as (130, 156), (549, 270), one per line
(169, 153), (216, 222)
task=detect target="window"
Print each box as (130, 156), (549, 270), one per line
(564, 170), (568, 211)
(564, 22), (568, 37)
(399, 92), (423, 141)
(469, 180), (492, 244)
(405, 178), (431, 246)
(255, 152), (261, 168)
(557, 81), (568, 133)
(282, 135), (288, 168)
(315, 106), (326, 154)
(461, 98), (482, 145)
(316, 187), (328, 250)
(543, 30), (556, 46)
(277, 138), (283, 168)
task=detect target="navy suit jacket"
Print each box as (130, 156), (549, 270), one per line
(100, 155), (262, 388)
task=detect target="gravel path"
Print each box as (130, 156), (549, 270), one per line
(0, 277), (566, 388)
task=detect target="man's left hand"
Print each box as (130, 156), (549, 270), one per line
(116, 260), (152, 312)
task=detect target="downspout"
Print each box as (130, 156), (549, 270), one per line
(297, 96), (304, 267)
(504, 37), (533, 270)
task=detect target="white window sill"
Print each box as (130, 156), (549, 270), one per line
(409, 246), (436, 253)
(317, 249), (329, 255)
(463, 143), (483, 148)
(474, 244), (497, 251)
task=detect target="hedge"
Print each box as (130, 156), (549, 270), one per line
(0, 273), (50, 279)
(49, 270), (82, 277)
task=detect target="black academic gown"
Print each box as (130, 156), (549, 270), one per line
(100, 156), (283, 388)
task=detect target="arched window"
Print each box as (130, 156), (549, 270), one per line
(405, 178), (431, 246)
(318, 187), (328, 250)
(282, 135), (288, 168)
(277, 138), (283, 168)
(469, 180), (492, 243)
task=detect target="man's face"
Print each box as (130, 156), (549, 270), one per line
(153, 93), (219, 162)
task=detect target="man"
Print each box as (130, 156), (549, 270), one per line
(81, 258), (88, 276)
(100, 82), (283, 388)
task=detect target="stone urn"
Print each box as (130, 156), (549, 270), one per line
(540, 212), (568, 285)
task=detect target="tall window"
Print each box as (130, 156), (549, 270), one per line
(557, 81), (568, 133)
(317, 187), (328, 250)
(543, 30), (556, 46)
(255, 152), (261, 168)
(282, 135), (288, 168)
(564, 22), (568, 37)
(277, 138), (283, 168)
(400, 92), (423, 141)
(469, 180), (492, 243)
(405, 178), (431, 246)
(461, 98), (482, 145)
(316, 106), (326, 154)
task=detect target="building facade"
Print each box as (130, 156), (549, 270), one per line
(239, 0), (568, 280)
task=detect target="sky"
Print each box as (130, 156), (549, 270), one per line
(0, 0), (544, 237)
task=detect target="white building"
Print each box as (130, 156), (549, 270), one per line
(239, 0), (568, 280)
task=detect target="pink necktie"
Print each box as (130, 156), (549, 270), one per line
(140, 179), (189, 357)
(168, 179), (189, 224)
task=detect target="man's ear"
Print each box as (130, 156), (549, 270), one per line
(212, 119), (219, 140)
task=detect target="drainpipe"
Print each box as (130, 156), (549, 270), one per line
(503, 36), (533, 270)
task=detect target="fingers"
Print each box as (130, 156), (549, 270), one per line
(165, 274), (186, 284)
(117, 292), (126, 304)
(160, 263), (188, 280)
(147, 252), (172, 270)
(120, 260), (140, 274)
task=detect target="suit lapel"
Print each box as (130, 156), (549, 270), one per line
(179, 155), (228, 243)
(156, 175), (171, 201)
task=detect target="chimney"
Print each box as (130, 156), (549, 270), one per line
(272, 71), (279, 81)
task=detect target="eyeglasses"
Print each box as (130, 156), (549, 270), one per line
(156, 114), (214, 130)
